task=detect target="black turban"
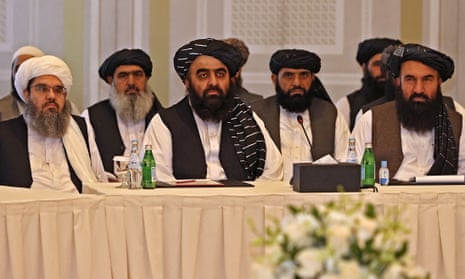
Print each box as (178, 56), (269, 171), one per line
(389, 43), (454, 82)
(356, 38), (402, 65)
(173, 38), (242, 81)
(99, 49), (152, 83)
(269, 49), (321, 74)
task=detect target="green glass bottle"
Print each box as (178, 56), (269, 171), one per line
(141, 144), (156, 189)
(361, 142), (376, 188)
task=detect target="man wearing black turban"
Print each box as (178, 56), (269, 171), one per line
(335, 37), (402, 131)
(251, 49), (350, 181)
(142, 38), (282, 182)
(82, 48), (163, 175)
(352, 43), (465, 183)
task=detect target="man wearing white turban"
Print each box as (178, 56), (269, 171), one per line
(0, 55), (106, 193)
(0, 46), (44, 120)
(0, 45), (80, 121)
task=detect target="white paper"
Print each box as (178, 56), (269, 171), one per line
(312, 154), (338, 165)
(414, 175), (465, 184)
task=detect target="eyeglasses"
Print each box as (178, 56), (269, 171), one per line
(30, 84), (67, 96)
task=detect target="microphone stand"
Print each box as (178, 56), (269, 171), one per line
(297, 115), (312, 149)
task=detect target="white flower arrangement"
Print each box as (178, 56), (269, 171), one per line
(251, 196), (430, 279)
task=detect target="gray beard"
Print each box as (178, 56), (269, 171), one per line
(109, 83), (154, 123)
(25, 100), (72, 138)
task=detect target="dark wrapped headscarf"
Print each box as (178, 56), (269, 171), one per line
(356, 38), (402, 65)
(389, 43), (454, 82)
(173, 38), (242, 81)
(269, 49), (321, 74)
(269, 49), (332, 103)
(98, 48), (152, 84)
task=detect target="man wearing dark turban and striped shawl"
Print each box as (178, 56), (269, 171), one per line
(82, 48), (164, 176)
(142, 38), (282, 182)
(352, 43), (465, 183)
(251, 49), (350, 181)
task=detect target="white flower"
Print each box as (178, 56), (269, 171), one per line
(382, 263), (403, 279)
(276, 260), (296, 279)
(327, 210), (350, 226)
(339, 260), (362, 279)
(355, 216), (377, 248)
(265, 244), (284, 264)
(295, 248), (324, 278)
(252, 197), (429, 279)
(281, 213), (319, 248)
(327, 224), (351, 256)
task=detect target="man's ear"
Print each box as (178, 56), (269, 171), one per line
(394, 77), (401, 87)
(106, 76), (113, 84)
(271, 73), (277, 85)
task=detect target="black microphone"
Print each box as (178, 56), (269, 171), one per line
(297, 115), (312, 149)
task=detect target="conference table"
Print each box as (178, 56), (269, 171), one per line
(0, 186), (111, 279)
(81, 181), (465, 279)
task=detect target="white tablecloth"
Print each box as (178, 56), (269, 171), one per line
(0, 186), (111, 279)
(83, 181), (465, 279)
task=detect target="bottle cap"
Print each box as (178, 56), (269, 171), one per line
(381, 160), (388, 168)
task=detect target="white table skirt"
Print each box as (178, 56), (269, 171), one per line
(82, 181), (465, 279)
(0, 186), (111, 279)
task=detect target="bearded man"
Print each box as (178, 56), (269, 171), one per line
(335, 37), (402, 131)
(351, 43), (465, 183)
(0, 55), (106, 192)
(82, 48), (163, 174)
(142, 38), (282, 182)
(251, 49), (350, 181)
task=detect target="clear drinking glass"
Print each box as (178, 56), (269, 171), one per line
(113, 156), (130, 188)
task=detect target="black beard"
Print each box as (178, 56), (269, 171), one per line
(276, 83), (312, 113)
(25, 100), (72, 138)
(188, 82), (236, 121)
(395, 86), (442, 133)
(362, 68), (386, 101)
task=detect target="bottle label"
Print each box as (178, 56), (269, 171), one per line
(362, 164), (375, 186)
(379, 168), (389, 185)
(151, 167), (156, 183)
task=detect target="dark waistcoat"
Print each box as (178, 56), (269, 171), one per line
(159, 97), (248, 180)
(371, 99), (462, 177)
(87, 94), (163, 173)
(0, 115), (89, 193)
(347, 89), (368, 131)
(251, 95), (336, 160)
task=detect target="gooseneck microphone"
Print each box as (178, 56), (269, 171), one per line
(297, 115), (312, 149)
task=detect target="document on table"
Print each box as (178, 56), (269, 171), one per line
(157, 179), (253, 187)
(412, 175), (465, 184)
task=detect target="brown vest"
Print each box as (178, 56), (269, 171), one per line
(371, 99), (462, 177)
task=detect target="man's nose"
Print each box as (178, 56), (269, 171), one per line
(413, 80), (425, 93)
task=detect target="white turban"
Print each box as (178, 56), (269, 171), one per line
(11, 45), (44, 63)
(14, 55), (72, 103)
